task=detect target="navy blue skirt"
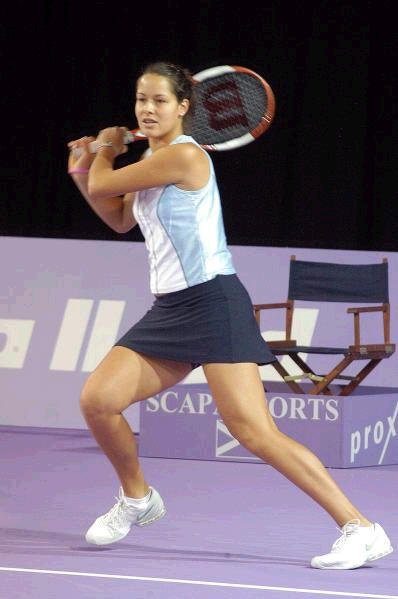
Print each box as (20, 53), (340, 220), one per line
(115, 274), (276, 368)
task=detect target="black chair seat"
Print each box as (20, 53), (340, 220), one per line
(272, 346), (347, 355)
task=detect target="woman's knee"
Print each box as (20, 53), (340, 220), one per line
(226, 417), (280, 455)
(80, 375), (121, 419)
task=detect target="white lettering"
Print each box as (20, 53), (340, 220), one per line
(364, 425), (371, 449)
(268, 396), (288, 419)
(145, 396), (160, 412)
(179, 392), (196, 414)
(289, 397), (307, 419)
(50, 298), (125, 372)
(325, 399), (339, 421)
(147, 390), (341, 422)
(307, 398), (324, 420)
(150, 390), (217, 415)
(0, 319), (35, 368)
(350, 431), (361, 463)
(50, 299), (93, 371)
(350, 403), (398, 465)
(160, 391), (178, 413)
(379, 401), (398, 464)
(373, 421), (384, 445)
(82, 300), (125, 372)
(198, 393), (212, 414)
(268, 395), (338, 421)
(387, 415), (397, 439)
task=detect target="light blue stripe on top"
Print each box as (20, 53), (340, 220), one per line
(135, 135), (235, 293)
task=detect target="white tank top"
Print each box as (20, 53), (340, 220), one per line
(133, 135), (236, 294)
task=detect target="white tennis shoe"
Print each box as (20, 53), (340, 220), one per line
(85, 486), (166, 545)
(311, 519), (393, 569)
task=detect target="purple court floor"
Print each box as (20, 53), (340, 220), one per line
(0, 426), (397, 599)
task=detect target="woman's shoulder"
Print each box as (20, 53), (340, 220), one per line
(163, 138), (207, 165)
(172, 135), (204, 153)
(163, 136), (211, 189)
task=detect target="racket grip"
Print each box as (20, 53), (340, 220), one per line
(72, 130), (145, 157)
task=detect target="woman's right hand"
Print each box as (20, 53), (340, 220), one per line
(67, 136), (96, 172)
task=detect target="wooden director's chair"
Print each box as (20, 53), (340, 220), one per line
(254, 256), (395, 396)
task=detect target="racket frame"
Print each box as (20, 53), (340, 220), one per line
(75, 65), (275, 155)
(192, 65), (275, 151)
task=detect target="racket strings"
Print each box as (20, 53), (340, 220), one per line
(192, 72), (269, 144)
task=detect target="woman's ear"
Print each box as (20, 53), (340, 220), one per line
(179, 98), (190, 117)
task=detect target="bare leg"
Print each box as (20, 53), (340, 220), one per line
(203, 362), (371, 527)
(80, 347), (191, 498)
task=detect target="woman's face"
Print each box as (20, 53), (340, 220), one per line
(135, 74), (187, 140)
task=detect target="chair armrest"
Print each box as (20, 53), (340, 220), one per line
(253, 302), (290, 310)
(253, 300), (294, 340)
(348, 344), (395, 358)
(347, 306), (385, 314)
(347, 304), (390, 345)
(266, 340), (297, 349)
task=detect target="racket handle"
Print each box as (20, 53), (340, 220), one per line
(72, 129), (146, 157)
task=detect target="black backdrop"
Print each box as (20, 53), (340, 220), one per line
(3, 0), (397, 250)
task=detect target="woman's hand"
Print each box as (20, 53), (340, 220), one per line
(67, 136), (96, 172)
(96, 126), (128, 157)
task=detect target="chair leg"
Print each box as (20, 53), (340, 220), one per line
(288, 354), (334, 396)
(271, 360), (305, 393)
(339, 359), (382, 396)
(309, 355), (355, 395)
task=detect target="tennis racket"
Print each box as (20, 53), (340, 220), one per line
(79, 65), (275, 154)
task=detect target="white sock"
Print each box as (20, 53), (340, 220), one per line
(124, 489), (151, 510)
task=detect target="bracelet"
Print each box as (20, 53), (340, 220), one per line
(97, 141), (114, 151)
(68, 167), (89, 174)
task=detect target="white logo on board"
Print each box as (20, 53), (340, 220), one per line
(350, 401), (398, 464)
(0, 299), (125, 372)
(0, 319), (35, 368)
(49, 299), (125, 372)
(215, 420), (260, 460)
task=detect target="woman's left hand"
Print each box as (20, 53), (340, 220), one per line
(96, 126), (128, 156)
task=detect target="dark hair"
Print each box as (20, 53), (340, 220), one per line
(138, 61), (195, 132)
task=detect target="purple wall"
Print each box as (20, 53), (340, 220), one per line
(1, 236), (397, 431)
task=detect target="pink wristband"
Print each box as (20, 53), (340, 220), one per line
(68, 167), (89, 174)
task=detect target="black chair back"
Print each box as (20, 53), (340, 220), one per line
(288, 260), (389, 303)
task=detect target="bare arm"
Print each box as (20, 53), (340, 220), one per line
(88, 127), (208, 200)
(67, 136), (137, 233)
(70, 172), (137, 233)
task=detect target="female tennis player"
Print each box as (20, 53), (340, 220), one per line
(67, 61), (392, 569)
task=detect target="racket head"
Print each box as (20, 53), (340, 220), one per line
(190, 65), (275, 151)
(76, 65), (275, 155)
